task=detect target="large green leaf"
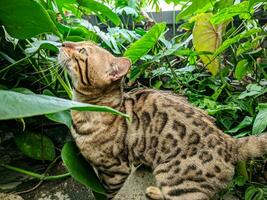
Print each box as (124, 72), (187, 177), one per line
(176, 0), (214, 21)
(0, 0), (59, 39)
(124, 23), (166, 64)
(211, 1), (252, 25)
(15, 132), (56, 161)
(61, 142), (106, 196)
(77, 0), (121, 26)
(213, 28), (261, 57)
(252, 103), (267, 135)
(43, 90), (72, 128)
(227, 116), (253, 134)
(0, 90), (128, 120)
(24, 40), (60, 54)
(57, 23), (100, 42)
(46, 111), (72, 129)
(235, 59), (250, 80)
(192, 13), (227, 75)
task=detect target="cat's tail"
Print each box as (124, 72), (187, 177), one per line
(236, 132), (267, 161)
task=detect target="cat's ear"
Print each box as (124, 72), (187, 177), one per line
(109, 57), (131, 81)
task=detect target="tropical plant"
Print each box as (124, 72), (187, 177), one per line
(0, 0), (266, 199)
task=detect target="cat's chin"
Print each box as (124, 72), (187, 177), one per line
(58, 49), (71, 69)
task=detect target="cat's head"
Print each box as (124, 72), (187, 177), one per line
(58, 41), (131, 89)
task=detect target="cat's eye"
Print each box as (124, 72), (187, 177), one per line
(79, 48), (88, 56)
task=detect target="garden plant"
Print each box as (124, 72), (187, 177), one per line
(0, 0), (266, 199)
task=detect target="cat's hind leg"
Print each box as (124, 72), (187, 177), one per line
(151, 162), (214, 200)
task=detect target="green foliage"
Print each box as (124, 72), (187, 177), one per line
(0, 90), (128, 120)
(213, 28), (262, 57)
(124, 23), (166, 63)
(0, 0), (266, 198)
(61, 142), (106, 196)
(0, 0), (59, 39)
(15, 132), (56, 161)
(77, 0), (121, 26)
(245, 185), (267, 200)
(235, 59), (250, 80)
(211, 1), (253, 24)
(253, 103), (267, 135)
(176, 0), (214, 21)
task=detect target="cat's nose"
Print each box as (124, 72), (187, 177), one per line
(62, 42), (75, 49)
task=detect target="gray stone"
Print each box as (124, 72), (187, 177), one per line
(114, 166), (156, 200)
(0, 193), (24, 200)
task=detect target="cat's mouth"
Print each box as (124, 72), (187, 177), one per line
(58, 48), (71, 69)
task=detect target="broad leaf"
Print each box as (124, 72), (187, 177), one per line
(214, 0), (234, 12)
(46, 111), (72, 129)
(124, 23), (166, 64)
(25, 40), (60, 54)
(248, 0), (264, 9)
(227, 116), (253, 133)
(176, 0), (214, 21)
(57, 23), (100, 42)
(15, 132), (55, 161)
(211, 1), (252, 25)
(213, 28), (261, 57)
(0, 0), (59, 39)
(252, 103), (267, 135)
(238, 84), (263, 99)
(61, 142), (106, 195)
(77, 0), (121, 26)
(0, 90), (129, 120)
(43, 89), (72, 128)
(192, 13), (227, 75)
(235, 59), (250, 80)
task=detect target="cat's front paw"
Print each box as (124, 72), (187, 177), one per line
(145, 186), (164, 200)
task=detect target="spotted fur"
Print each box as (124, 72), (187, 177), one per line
(58, 41), (267, 200)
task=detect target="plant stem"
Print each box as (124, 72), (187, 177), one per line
(1, 164), (70, 181)
(236, 161), (249, 180)
(0, 54), (34, 74)
(164, 56), (182, 89)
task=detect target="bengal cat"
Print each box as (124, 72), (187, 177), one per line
(58, 41), (267, 200)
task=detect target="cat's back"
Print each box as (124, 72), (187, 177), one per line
(127, 88), (216, 128)
(126, 88), (237, 165)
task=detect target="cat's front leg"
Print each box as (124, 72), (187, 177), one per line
(96, 163), (131, 199)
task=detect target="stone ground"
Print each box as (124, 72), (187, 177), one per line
(1, 165), (239, 200)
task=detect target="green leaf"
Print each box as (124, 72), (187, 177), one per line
(77, 0), (121, 26)
(192, 13), (227, 75)
(0, 90), (129, 120)
(211, 1), (252, 25)
(43, 90), (72, 128)
(124, 23), (166, 64)
(249, 0), (264, 9)
(61, 142), (106, 195)
(252, 103), (267, 135)
(25, 40), (60, 54)
(227, 116), (253, 133)
(46, 111), (72, 129)
(214, 0), (234, 12)
(15, 132), (55, 161)
(213, 28), (261, 57)
(245, 185), (267, 200)
(57, 23), (100, 42)
(0, 0), (59, 39)
(176, 0), (214, 21)
(235, 59), (250, 80)
(238, 84), (263, 99)
(235, 176), (247, 186)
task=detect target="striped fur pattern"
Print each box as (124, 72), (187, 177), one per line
(58, 41), (267, 200)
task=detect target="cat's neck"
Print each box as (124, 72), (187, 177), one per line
(73, 84), (123, 109)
